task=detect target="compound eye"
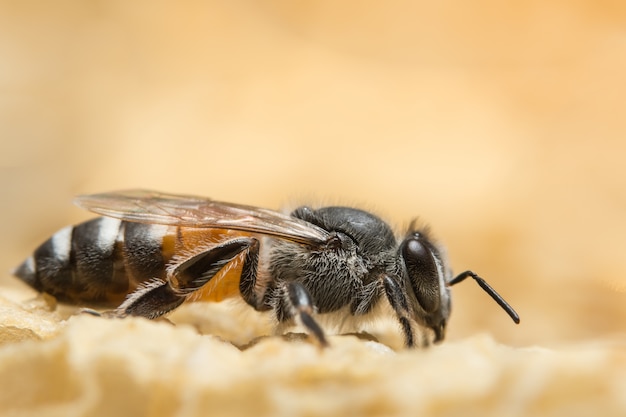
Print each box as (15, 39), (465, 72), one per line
(401, 235), (441, 313)
(402, 236), (437, 277)
(403, 237), (428, 264)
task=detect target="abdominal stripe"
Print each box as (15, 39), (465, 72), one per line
(71, 217), (126, 297)
(123, 222), (168, 284)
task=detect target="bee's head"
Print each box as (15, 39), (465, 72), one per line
(399, 229), (451, 343)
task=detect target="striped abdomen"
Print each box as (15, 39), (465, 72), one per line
(14, 217), (175, 306)
(14, 218), (248, 306)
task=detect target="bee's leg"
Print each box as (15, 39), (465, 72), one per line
(238, 238), (272, 310)
(115, 278), (185, 319)
(170, 238), (255, 294)
(382, 276), (417, 348)
(116, 238), (255, 318)
(277, 282), (328, 347)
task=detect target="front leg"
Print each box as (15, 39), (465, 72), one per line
(116, 238), (256, 318)
(382, 275), (419, 348)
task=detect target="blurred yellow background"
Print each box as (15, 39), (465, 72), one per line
(1, 0), (624, 347)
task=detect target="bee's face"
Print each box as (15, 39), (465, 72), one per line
(399, 232), (452, 342)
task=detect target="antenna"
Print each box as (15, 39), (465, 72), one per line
(449, 270), (520, 324)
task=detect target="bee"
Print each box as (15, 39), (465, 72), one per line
(13, 189), (519, 347)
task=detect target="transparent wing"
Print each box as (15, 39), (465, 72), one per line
(74, 189), (330, 245)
